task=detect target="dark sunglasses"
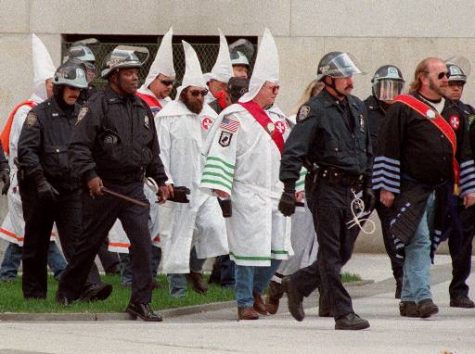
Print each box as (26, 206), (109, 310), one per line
(160, 80), (174, 86)
(189, 89), (209, 97)
(436, 71), (450, 80)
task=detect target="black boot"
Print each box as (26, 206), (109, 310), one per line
(126, 302), (163, 322)
(335, 313), (370, 330)
(282, 276), (305, 321)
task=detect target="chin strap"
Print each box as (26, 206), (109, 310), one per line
(325, 77), (346, 100)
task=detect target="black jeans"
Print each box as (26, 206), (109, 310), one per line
(20, 184), (101, 299)
(291, 179), (361, 319)
(57, 182), (153, 304)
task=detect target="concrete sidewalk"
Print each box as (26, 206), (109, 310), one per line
(0, 253), (473, 354)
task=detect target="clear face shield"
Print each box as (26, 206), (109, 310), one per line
(326, 52), (365, 78)
(373, 79), (404, 101)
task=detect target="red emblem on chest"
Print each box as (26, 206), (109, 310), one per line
(274, 121), (286, 135)
(201, 117), (213, 131)
(449, 115), (460, 130)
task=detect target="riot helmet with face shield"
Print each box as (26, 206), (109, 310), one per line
(371, 65), (405, 101)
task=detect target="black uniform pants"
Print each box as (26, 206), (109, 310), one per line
(291, 179), (360, 319)
(20, 185), (101, 299)
(57, 182), (153, 304)
(375, 199), (403, 283)
(447, 196), (475, 299)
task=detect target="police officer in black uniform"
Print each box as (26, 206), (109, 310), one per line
(364, 65), (405, 298)
(56, 47), (170, 321)
(441, 60), (475, 308)
(0, 145), (9, 195)
(278, 52), (374, 330)
(17, 61), (110, 299)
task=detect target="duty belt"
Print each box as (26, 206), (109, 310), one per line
(318, 167), (364, 188)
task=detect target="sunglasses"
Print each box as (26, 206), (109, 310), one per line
(189, 89), (209, 97)
(436, 71), (450, 80)
(160, 80), (174, 86)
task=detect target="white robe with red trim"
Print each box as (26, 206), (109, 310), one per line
(155, 100), (228, 273)
(200, 103), (292, 267)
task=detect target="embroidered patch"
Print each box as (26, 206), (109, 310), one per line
(218, 131), (233, 147)
(201, 116), (213, 131)
(426, 109), (436, 119)
(25, 112), (38, 128)
(219, 116), (240, 133)
(297, 105), (310, 122)
(275, 121), (286, 135)
(267, 122), (275, 134)
(76, 107), (88, 126)
(449, 115), (460, 130)
(144, 115), (150, 129)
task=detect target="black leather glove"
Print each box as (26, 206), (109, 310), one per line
(362, 187), (376, 212)
(278, 191), (296, 217)
(36, 178), (59, 201)
(169, 186), (190, 203)
(0, 168), (10, 195)
(217, 197), (232, 217)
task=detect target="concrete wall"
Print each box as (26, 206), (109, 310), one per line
(1, 0), (475, 254)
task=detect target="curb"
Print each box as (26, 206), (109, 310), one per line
(0, 301), (236, 322)
(0, 279), (374, 322)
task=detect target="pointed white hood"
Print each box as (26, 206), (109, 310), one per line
(239, 28), (279, 103)
(204, 29), (233, 84)
(31, 34), (56, 101)
(141, 27), (175, 90)
(176, 41), (207, 98)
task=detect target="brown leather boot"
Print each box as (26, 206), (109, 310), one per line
(253, 291), (269, 315)
(266, 281), (284, 315)
(186, 272), (208, 294)
(238, 307), (259, 320)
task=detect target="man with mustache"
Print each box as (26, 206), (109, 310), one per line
(279, 51), (373, 330)
(56, 47), (170, 321)
(156, 41), (228, 298)
(17, 61), (107, 299)
(374, 57), (475, 318)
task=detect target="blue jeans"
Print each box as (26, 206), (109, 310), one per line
(120, 245), (161, 286)
(0, 241), (66, 280)
(401, 193), (434, 303)
(235, 259), (281, 308)
(168, 247), (206, 297)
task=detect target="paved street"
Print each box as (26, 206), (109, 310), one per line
(0, 254), (473, 354)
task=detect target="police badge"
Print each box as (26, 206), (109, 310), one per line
(144, 115), (150, 129)
(25, 112), (38, 128)
(76, 107), (88, 126)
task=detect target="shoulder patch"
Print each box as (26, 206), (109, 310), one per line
(76, 107), (89, 126)
(218, 131), (233, 147)
(219, 116), (240, 133)
(25, 112), (38, 128)
(297, 105), (311, 122)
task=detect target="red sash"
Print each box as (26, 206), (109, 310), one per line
(239, 101), (285, 154)
(394, 94), (459, 183)
(136, 92), (162, 112)
(1, 100), (36, 154)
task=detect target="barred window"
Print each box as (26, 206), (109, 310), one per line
(62, 34), (256, 99)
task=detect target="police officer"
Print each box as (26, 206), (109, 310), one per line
(364, 65), (405, 298)
(56, 46), (170, 321)
(278, 51), (374, 330)
(441, 60), (475, 308)
(0, 145), (9, 195)
(64, 44), (98, 105)
(17, 61), (110, 299)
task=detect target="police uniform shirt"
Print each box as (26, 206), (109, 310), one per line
(70, 86), (168, 185)
(17, 96), (80, 191)
(280, 89), (372, 186)
(373, 92), (475, 196)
